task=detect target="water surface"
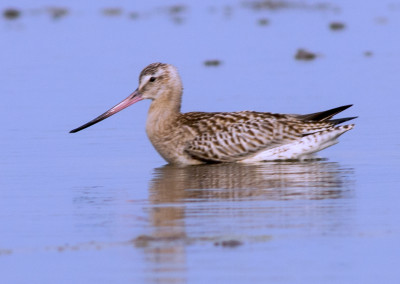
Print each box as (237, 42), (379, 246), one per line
(1, 0), (400, 283)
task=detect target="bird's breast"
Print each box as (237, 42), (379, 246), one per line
(145, 118), (202, 165)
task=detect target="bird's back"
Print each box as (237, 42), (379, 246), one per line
(178, 106), (355, 163)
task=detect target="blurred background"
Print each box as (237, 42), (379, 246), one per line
(1, 0), (400, 283)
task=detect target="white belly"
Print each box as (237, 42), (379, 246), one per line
(239, 124), (354, 163)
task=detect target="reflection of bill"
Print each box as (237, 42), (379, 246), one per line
(149, 161), (354, 202)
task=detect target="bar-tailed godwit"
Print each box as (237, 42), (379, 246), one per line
(70, 63), (356, 165)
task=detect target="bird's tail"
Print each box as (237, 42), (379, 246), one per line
(298, 104), (357, 125)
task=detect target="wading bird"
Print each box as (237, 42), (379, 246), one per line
(70, 63), (356, 165)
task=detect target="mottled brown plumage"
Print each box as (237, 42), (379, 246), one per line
(70, 63), (356, 165)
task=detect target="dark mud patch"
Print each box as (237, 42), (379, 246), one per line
(258, 18), (270, 26)
(204, 59), (223, 67)
(243, 0), (340, 12)
(129, 12), (140, 20)
(214, 239), (243, 248)
(133, 233), (188, 247)
(133, 234), (272, 248)
(102, 8), (123, 17)
(329, 21), (346, 31)
(3, 8), (21, 20)
(47, 7), (69, 20)
(167, 4), (187, 24)
(364, 51), (373, 57)
(295, 48), (318, 61)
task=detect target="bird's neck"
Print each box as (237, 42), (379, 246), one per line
(146, 89), (182, 136)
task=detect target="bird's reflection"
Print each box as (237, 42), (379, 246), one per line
(138, 161), (354, 284)
(149, 161), (353, 203)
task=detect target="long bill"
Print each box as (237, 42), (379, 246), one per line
(69, 90), (143, 133)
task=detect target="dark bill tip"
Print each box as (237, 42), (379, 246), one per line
(69, 90), (142, 134)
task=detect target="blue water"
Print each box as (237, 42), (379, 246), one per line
(1, 0), (400, 283)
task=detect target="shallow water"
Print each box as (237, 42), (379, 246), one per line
(1, 0), (400, 283)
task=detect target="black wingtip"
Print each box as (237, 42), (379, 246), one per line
(335, 104), (353, 112)
(299, 104), (354, 122)
(329, 116), (358, 125)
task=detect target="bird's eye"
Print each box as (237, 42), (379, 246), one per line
(149, 77), (156, 82)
